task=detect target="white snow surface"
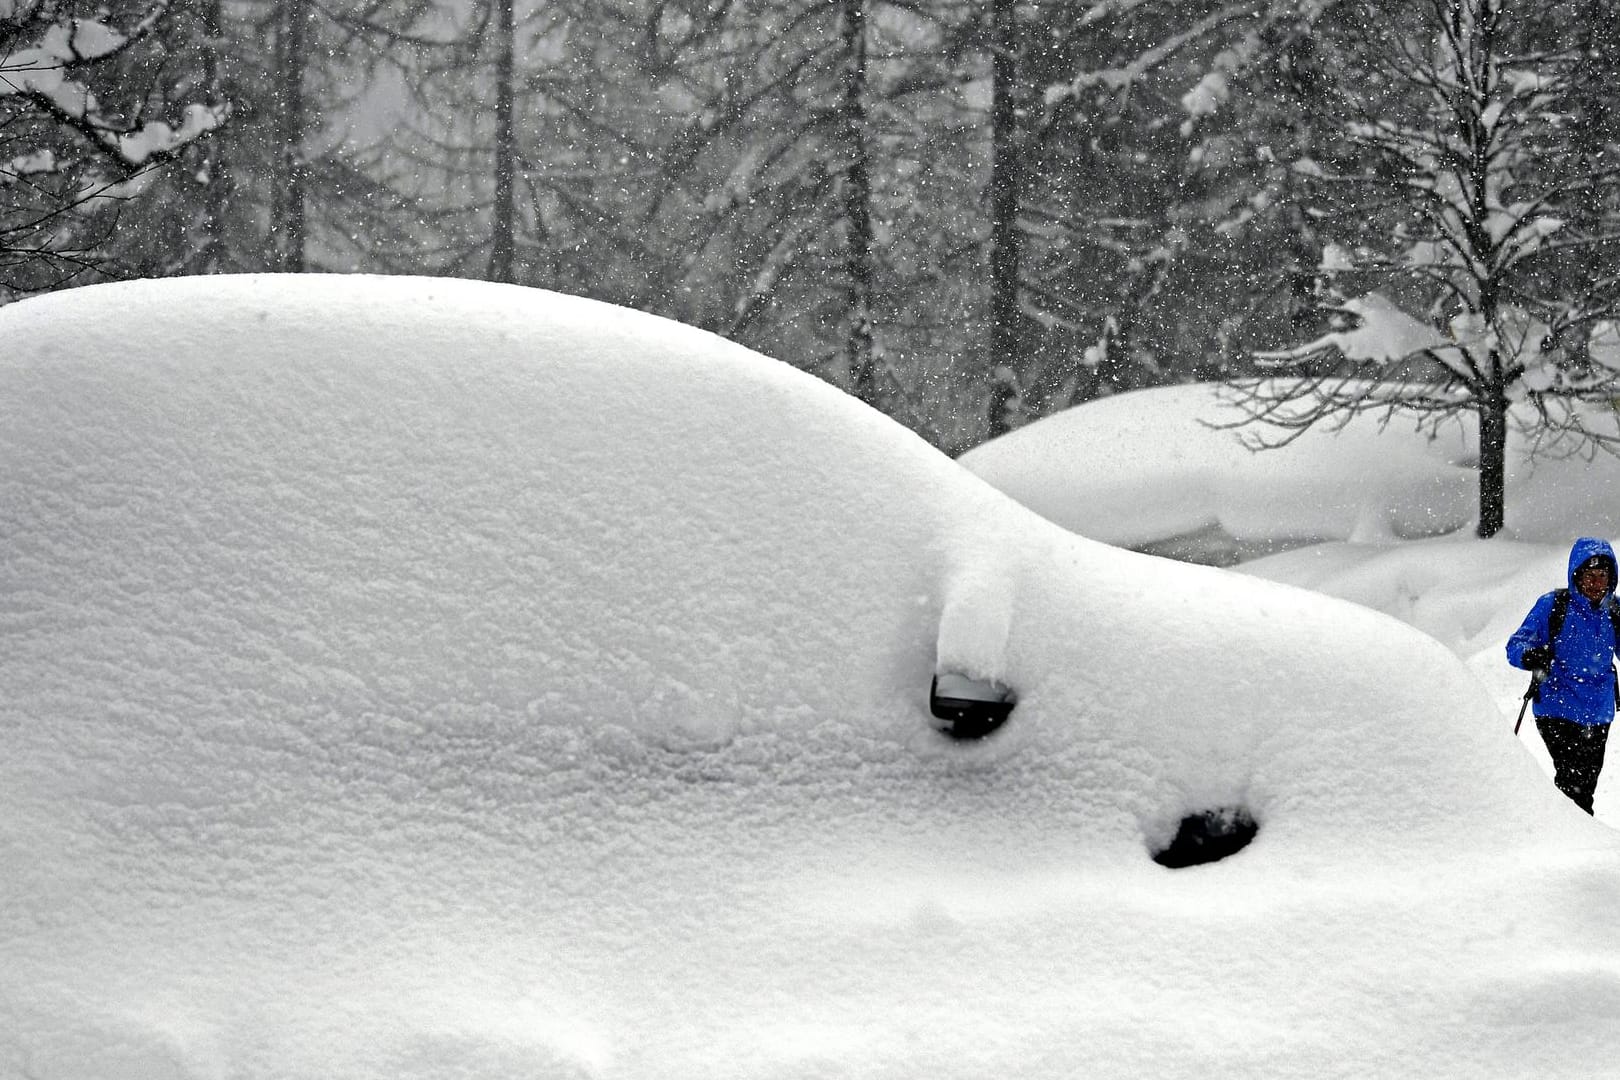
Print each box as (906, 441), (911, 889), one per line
(4, 276), (1619, 1080)
(959, 382), (1620, 819)
(959, 383), (1486, 554)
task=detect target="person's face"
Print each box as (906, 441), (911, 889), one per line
(1576, 560), (1612, 602)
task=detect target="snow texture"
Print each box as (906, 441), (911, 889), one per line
(960, 381), (1620, 820)
(3, 276), (1618, 1080)
(959, 383), (1481, 554)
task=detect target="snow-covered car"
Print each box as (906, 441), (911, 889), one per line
(1, 275), (1611, 1080)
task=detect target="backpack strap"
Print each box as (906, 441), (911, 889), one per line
(1548, 587), (1572, 654)
(1609, 601), (1620, 711)
(1551, 588), (1620, 643)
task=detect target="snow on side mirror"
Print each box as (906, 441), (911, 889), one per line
(928, 672), (1015, 740)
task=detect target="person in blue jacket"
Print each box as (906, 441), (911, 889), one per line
(1507, 536), (1620, 814)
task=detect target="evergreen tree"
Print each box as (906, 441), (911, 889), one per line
(0, 0), (227, 299)
(982, 0), (1320, 436)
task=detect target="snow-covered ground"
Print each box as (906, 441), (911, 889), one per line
(959, 384), (1620, 820)
(3, 275), (1618, 1080)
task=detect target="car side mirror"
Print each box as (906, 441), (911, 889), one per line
(929, 671), (1015, 740)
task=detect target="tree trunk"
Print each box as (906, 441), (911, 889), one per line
(1477, 390), (1508, 538)
(489, 0), (517, 283)
(190, 0), (229, 274)
(985, 0), (1022, 439)
(275, 0), (310, 272)
(840, 0), (877, 405)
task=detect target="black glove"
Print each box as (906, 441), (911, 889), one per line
(1521, 645), (1554, 672)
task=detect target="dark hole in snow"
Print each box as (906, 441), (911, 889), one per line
(1152, 808), (1258, 868)
(1133, 524), (1319, 568)
(928, 672), (1015, 740)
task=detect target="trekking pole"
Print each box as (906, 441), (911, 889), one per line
(1514, 671), (1546, 736)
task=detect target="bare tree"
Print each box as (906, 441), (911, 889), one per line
(1228, 0), (1620, 538)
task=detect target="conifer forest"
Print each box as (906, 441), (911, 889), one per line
(4, 0), (1620, 482)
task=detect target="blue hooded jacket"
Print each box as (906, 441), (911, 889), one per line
(1507, 536), (1620, 727)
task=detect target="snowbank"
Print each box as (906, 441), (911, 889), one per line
(958, 383), (1620, 819)
(958, 382), (1620, 558)
(1, 276), (1613, 1080)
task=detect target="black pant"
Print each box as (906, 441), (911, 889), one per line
(1536, 716), (1611, 815)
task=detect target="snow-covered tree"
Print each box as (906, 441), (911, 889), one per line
(186, 0), (440, 277)
(982, 0), (1320, 438)
(367, 0), (592, 284)
(0, 0), (228, 298)
(378, 0), (972, 427)
(602, 0), (911, 384)
(1230, 0), (1620, 538)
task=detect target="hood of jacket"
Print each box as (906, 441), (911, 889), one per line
(1567, 536), (1618, 599)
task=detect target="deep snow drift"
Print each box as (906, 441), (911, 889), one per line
(958, 384), (1620, 819)
(3, 276), (1617, 1080)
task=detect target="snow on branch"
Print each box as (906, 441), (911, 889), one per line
(1040, 1), (1255, 112)
(1213, 370), (1472, 454)
(1256, 293), (1450, 368)
(0, 4), (226, 173)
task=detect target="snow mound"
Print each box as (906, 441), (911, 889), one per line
(0, 276), (1608, 1080)
(957, 383), (1620, 818)
(959, 383), (1620, 556)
